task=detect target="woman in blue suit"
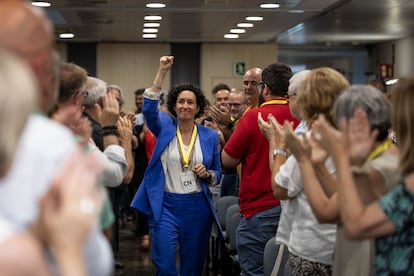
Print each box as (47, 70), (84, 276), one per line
(131, 56), (222, 276)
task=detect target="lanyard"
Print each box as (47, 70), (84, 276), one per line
(176, 125), (198, 168)
(367, 139), (392, 160)
(259, 99), (288, 107)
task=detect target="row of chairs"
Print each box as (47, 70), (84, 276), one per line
(213, 196), (291, 276)
(263, 237), (291, 276)
(213, 195), (240, 275)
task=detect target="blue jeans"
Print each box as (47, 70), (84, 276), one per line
(149, 192), (212, 276)
(236, 206), (281, 276)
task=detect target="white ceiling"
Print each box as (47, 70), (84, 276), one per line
(46, 0), (414, 47)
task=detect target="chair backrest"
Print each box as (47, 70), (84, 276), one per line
(215, 196), (239, 229)
(227, 212), (240, 253)
(263, 237), (290, 276)
(225, 203), (240, 231)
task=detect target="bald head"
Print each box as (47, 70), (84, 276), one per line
(0, 1), (53, 57)
(0, 1), (56, 113)
(243, 67), (262, 108)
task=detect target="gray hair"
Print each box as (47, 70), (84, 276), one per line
(229, 89), (247, 104)
(107, 84), (124, 106)
(83, 76), (107, 107)
(288, 70), (311, 95)
(0, 49), (37, 176)
(333, 85), (391, 141)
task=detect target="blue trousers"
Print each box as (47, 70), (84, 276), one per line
(236, 205), (281, 276)
(149, 192), (212, 276)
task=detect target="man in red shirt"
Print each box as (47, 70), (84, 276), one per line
(222, 62), (298, 275)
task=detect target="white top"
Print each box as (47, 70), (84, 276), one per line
(135, 113), (144, 126)
(0, 216), (14, 246)
(89, 139), (127, 187)
(275, 120), (308, 246)
(275, 131), (337, 265)
(294, 119), (308, 136)
(0, 114), (113, 276)
(162, 136), (204, 193)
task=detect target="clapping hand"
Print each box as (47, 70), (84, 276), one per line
(258, 112), (286, 149)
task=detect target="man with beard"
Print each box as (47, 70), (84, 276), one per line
(221, 62), (298, 275)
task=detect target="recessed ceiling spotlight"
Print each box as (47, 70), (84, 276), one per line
(32, 1), (51, 7)
(144, 15), (162, 21)
(260, 3), (280, 9)
(143, 34), (157, 39)
(144, 23), (160, 27)
(237, 23), (254, 28)
(143, 28), (159, 33)
(146, 3), (166, 8)
(59, 33), (74, 39)
(224, 34), (239, 39)
(246, 16), (263, 21)
(230, 29), (246, 34)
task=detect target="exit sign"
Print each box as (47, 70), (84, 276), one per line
(233, 62), (246, 76)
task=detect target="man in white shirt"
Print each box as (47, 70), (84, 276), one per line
(0, 2), (113, 275)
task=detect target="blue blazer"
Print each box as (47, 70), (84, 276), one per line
(131, 97), (223, 238)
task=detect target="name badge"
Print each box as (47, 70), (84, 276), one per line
(180, 171), (198, 193)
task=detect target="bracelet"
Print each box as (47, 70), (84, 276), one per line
(273, 148), (288, 159)
(152, 83), (162, 90)
(102, 125), (118, 131)
(103, 129), (118, 136)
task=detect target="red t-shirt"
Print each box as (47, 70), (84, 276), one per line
(224, 100), (299, 218)
(144, 129), (156, 162)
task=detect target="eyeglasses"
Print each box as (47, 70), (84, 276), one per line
(79, 90), (89, 99)
(256, 82), (265, 92)
(243, 80), (259, 87)
(227, 103), (244, 108)
(285, 93), (297, 100)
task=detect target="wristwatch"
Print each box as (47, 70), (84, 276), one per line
(273, 149), (288, 159)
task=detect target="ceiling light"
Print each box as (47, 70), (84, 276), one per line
(59, 33), (74, 39)
(246, 16), (263, 21)
(260, 3), (280, 9)
(144, 23), (160, 27)
(144, 15), (162, 21)
(230, 29), (246, 34)
(237, 23), (254, 28)
(224, 34), (239, 39)
(143, 34), (157, 39)
(146, 3), (166, 8)
(385, 79), (398, 85)
(143, 28), (158, 33)
(32, 1), (51, 7)
(288, 10), (305, 13)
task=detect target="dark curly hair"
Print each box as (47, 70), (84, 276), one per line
(167, 83), (207, 119)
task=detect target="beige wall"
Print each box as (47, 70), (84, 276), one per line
(56, 42), (277, 112)
(201, 43), (277, 101)
(97, 43), (171, 113)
